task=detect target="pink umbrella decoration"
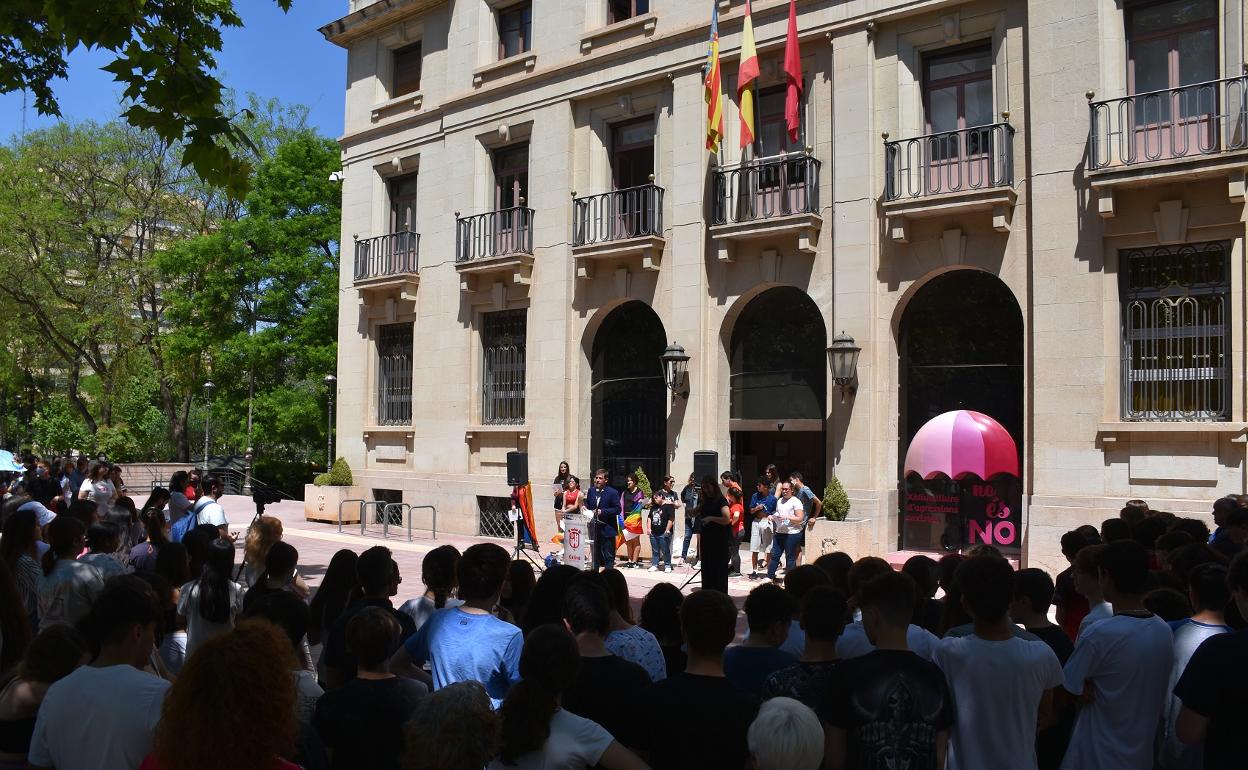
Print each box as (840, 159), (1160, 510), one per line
(904, 410), (1019, 481)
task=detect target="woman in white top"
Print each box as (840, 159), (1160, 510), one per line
(398, 545), (463, 630)
(77, 462), (116, 519)
(177, 537), (245, 657)
(492, 624), (646, 770)
(36, 518), (104, 632)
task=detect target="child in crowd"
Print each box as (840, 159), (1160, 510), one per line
(822, 571), (954, 770)
(1061, 540), (1174, 769)
(761, 585), (846, 708)
(392, 543), (522, 708)
(641, 590), (759, 770)
(1071, 544), (1112, 641)
(934, 556), (1063, 770)
(723, 583), (798, 697)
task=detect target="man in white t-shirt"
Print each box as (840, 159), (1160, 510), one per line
(766, 482), (805, 582)
(188, 474), (230, 538)
(1060, 540), (1174, 770)
(28, 578), (171, 770)
(933, 556), (1063, 770)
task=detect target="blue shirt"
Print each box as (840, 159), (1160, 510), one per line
(796, 485), (817, 522)
(748, 492), (777, 518)
(403, 607), (523, 708)
(723, 646), (798, 697)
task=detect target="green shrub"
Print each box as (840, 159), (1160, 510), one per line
(823, 476), (850, 521)
(634, 467), (653, 499)
(313, 457), (354, 487)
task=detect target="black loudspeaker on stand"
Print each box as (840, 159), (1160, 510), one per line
(693, 450), (718, 483)
(681, 450), (719, 590)
(506, 451), (529, 486)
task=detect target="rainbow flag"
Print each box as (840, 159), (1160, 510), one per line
(704, 2), (725, 152)
(737, 0), (760, 148)
(517, 482), (537, 546)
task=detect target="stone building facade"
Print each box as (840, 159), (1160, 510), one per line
(321, 0), (1247, 571)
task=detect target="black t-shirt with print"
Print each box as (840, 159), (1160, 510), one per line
(760, 660), (840, 711)
(649, 495), (675, 535)
(820, 649), (954, 770)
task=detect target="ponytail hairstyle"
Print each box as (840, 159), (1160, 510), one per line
(42, 517), (86, 576)
(498, 624), (580, 765)
(195, 538), (237, 624)
(422, 545), (461, 610)
(142, 507), (169, 549)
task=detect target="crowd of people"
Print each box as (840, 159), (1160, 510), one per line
(0, 453), (1245, 769)
(552, 463), (824, 592)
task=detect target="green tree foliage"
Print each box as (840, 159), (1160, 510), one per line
(0, 104), (339, 485)
(0, 0), (295, 198)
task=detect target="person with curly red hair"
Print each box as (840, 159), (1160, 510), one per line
(140, 619), (301, 770)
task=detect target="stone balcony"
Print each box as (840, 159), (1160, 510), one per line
(709, 152), (822, 262)
(353, 230), (420, 305)
(570, 182), (665, 279)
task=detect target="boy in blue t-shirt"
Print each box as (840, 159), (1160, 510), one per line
(390, 543), (522, 707)
(747, 477), (777, 579)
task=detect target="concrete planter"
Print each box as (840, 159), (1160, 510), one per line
(304, 484), (365, 524)
(809, 518), (873, 561)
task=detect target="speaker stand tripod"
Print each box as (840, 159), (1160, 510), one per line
(678, 565), (701, 591)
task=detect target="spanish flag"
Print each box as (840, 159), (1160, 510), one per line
(737, 0), (760, 149)
(704, 3), (724, 152)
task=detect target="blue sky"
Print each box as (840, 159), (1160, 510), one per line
(0, 1), (348, 142)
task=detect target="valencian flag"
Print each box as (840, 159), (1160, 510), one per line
(783, 0), (803, 143)
(737, 0), (760, 148)
(704, 2), (725, 152)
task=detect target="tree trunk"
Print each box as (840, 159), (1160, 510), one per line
(65, 362), (98, 435)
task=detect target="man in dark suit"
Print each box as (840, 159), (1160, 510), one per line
(585, 468), (621, 571)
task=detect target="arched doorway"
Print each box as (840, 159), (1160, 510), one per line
(728, 286), (827, 489)
(899, 271), (1024, 552)
(591, 302), (668, 487)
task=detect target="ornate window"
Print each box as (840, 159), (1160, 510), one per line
(482, 310), (527, 424)
(377, 324), (414, 425)
(1121, 241), (1229, 421)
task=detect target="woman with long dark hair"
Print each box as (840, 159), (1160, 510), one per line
(519, 565), (581, 635)
(176, 538), (244, 656)
(500, 561), (536, 624)
(0, 625), (88, 770)
(36, 517), (103, 632)
(602, 568), (666, 682)
(552, 461), (575, 534)
(308, 549), (361, 648)
(398, 545), (461, 631)
(130, 505), (171, 574)
(494, 624), (646, 769)
(0, 510), (42, 628)
(639, 582), (685, 677)
(0, 563), (31, 673)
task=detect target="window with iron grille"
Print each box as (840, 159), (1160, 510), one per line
(1120, 241), (1229, 421)
(377, 324), (414, 425)
(482, 310), (526, 425)
(477, 495), (515, 539)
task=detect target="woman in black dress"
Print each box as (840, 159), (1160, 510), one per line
(692, 477), (733, 593)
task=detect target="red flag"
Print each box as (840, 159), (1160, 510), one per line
(783, 0), (803, 144)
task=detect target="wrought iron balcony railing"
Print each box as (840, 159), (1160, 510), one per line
(1089, 74), (1248, 170)
(455, 207), (535, 263)
(884, 122), (1015, 201)
(710, 152), (820, 226)
(572, 183), (664, 246)
(354, 230), (420, 281)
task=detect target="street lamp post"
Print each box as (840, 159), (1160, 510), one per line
(243, 447), (254, 495)
(202, 381), (215, 473)
(325, 374), (337, 469)
(826, 333), (862, 404)
(659, 342), (691, 399)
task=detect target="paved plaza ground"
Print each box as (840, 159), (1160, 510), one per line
(219, 495), (754, 636)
